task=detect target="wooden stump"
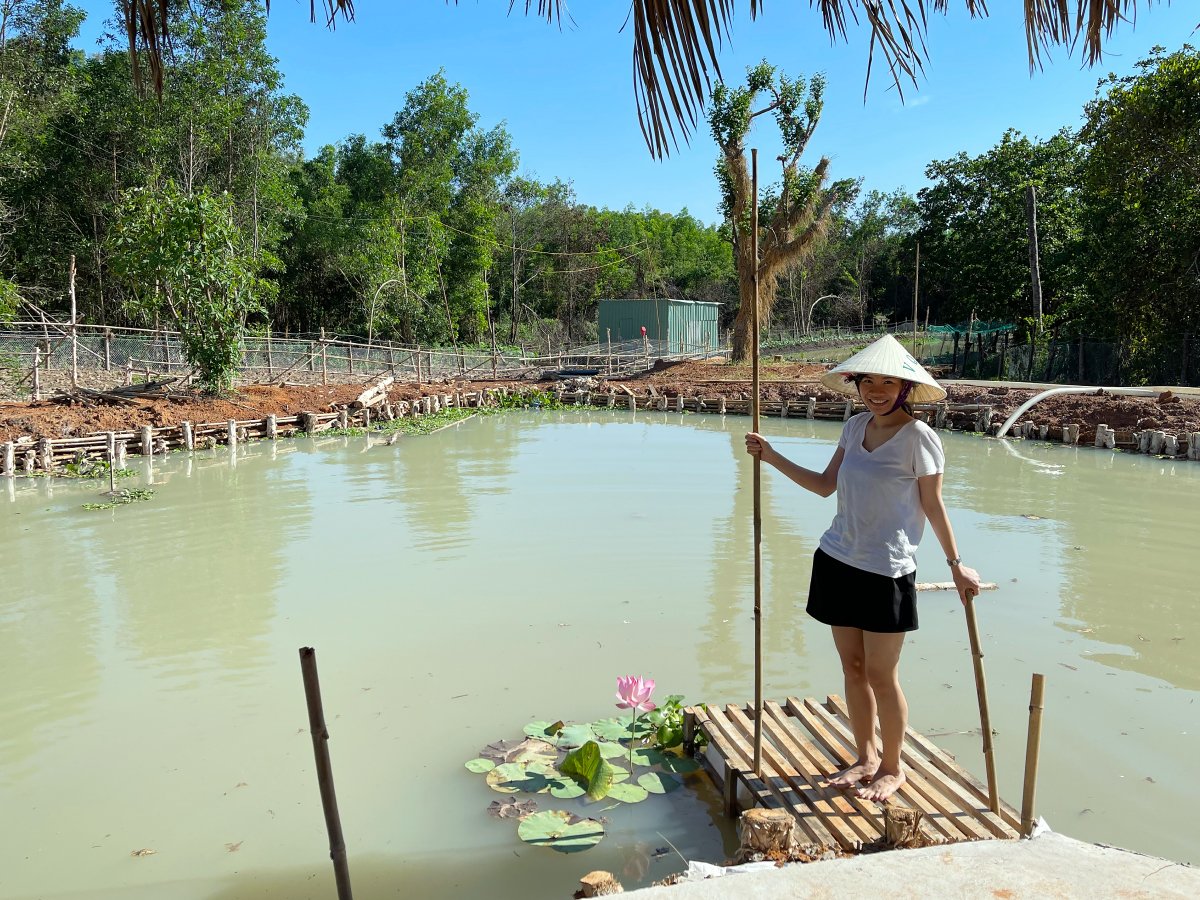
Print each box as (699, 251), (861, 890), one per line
(2, 442), (14, 478)
(181, 421), (194, 451)
(843, 399), (853, 421)
(266, 415), (277, 440)
(140, 425), (153, 457)
(301, 412), (318, 433)
(578, 870), (623, 896)
(628, 395), (636, 412)
(676, 394), (684, 413)
(735, 807), (798, 862)
(882, 803), (925, 849)
(227, 420), (238, 449)
(115, 441), (127, 467)
(38, 438), (53, 472)
(780, 399), (789, 418)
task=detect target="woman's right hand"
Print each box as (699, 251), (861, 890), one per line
(745, 432), (774, 463)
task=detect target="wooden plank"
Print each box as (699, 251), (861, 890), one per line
(762, 701), (883, 839)
(700, 707), (837, 849)
(813, 697), (997, 841)
(723, 704), (864, 850)
(786, 697), (953, 844)
(692, 708), (779, 820)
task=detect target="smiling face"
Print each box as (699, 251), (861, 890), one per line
(855, 374), (908, 415)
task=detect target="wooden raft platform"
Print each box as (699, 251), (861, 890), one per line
(684, 695), (1022, 852)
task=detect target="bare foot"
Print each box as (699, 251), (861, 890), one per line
(825, 760), (879, 789)
(856, 768), (906, 802)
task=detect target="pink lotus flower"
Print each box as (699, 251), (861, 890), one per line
(615, 675), (656, 712)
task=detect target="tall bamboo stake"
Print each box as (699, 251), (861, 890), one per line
(964, 596), (1000, 813)
(69, 255), (78, 387)
(299, 647), (353, 900)
(751, 148), (763, 776)
(1021, 673), (1046, 836)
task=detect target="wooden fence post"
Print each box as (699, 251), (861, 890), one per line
(2, 441), (14, 478)
(69, 254), (78, 387)
(266, 415), (278, 440)
(1020, 673), (1046, 837)
(181, 421), (194, 451)
(321, 329), (328, 386)
(104, 330), (112, 371)
(227, 420), (238, 449)
(32, 348), (41, 401)
(140, 425), (153, 456)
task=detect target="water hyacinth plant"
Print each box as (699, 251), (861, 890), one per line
(462, 677), (704, 854)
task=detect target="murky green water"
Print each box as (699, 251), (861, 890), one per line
(2, 411), (1197, 899)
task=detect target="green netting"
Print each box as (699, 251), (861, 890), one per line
(926, 321), (1017, 336)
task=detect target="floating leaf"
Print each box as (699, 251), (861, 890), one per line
(485, 762), (531, 793)
(560, 741), (614, 800)
(606, 782), (649, 803)
(517, 810), (605, 853)
(523, 720), (565, 739)
(479, 739), (525, 764)
(608, 765), (631, 783)
(506, 738), (558, 764)
(556, 723), (595, 749)
(589, 718), (631, 741)
(638, 772), (682, 794)
(595, 740), (627, 759)
(465, 758), (496, 774)
(548, 778), (586, 800)
(630, 747), (667, 767)
(488, 797), (537, 819)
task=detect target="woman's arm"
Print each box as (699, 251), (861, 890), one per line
(745, 433), (843, 498)
(917, 472), (982, 604)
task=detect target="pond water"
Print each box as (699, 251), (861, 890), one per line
(2, 410), (1197, 899)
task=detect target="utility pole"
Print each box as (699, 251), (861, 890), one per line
(1026, 185), (1043, 330)
(912, 243), (920, 359)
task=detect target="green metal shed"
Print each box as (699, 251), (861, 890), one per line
(596, 298), (721, 352)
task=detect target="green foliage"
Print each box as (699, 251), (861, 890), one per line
(560, 741), (615, 801)
(108, 183), (272, 392)
(1077, 44), (1200, 381)
(82, 488), (154, 510)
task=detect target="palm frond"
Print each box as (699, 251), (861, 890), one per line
(120, 1), (1179, 159)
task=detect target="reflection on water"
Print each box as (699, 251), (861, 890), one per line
(1, 413), (1197, 899)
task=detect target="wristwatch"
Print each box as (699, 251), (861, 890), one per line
(946, 557), (963, 567)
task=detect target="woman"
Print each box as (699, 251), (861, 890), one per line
(745, 334), (981, 803)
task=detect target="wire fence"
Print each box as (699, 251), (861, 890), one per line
(0, 322), (725, 397)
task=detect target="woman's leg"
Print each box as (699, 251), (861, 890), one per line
(826, 626), (880, 787)
(857, 630), (908, 802)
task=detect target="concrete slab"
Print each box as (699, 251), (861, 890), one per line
(625, 832), (1199, 899)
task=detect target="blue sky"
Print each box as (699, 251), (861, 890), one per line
(73, 2), (1197, 224)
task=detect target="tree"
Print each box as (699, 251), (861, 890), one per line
(709, 61), (847, 362)
(108, 183), (273, 392)
(1078, 44), (1200, 381)
(915, 130), (1083, 326)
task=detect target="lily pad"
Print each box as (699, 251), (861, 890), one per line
(465, 758), (496, 774)
(637, 772), (682, 794)
(595, 740), (627, 759)
(589, 718), (632, 741)
(608, 765), (631, 783)
(487, 797), (537, 819)
(506, 738), (558, 764)
(523, 720), (565, 739)
(556, 723), (596, 749)
(517, 810), (605, 853)
(485, 762), (532, 793)
(606, 782), (649, 803)
(630, 747), (668, 767)
(548, 778), (586, 800)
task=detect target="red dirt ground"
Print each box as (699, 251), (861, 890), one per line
(2, 359), (1198, 444)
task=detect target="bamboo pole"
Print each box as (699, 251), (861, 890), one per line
(321, 328), (328, 386)
(751, 148), (763, 777)
(1021, 673), (1046, 836)
(298, 647), (353, 900)
(964, 596), (1000, 814)
(32, 347), (41, 401)
(912, 243), (920, 360)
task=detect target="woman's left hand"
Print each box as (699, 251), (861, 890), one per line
(952, 564), (982, 606)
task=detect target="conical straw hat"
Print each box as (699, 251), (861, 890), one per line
(819, 333), (947, 403)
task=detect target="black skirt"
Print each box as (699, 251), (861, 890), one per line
(806, 547), (918, 633)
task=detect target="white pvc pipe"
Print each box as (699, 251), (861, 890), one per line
(995, 386), (1159, 438)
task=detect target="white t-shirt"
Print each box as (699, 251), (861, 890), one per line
(818, 413), (945, 578)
